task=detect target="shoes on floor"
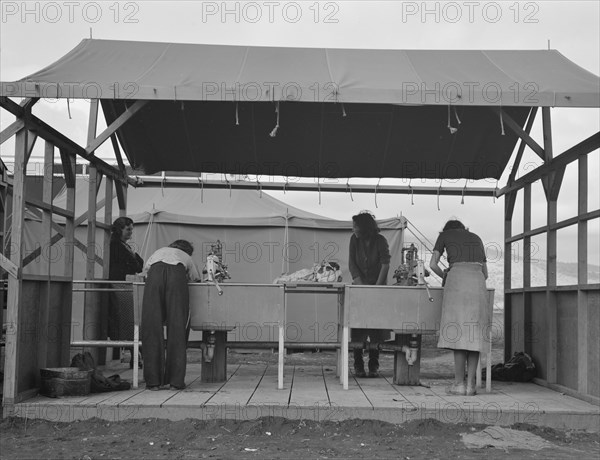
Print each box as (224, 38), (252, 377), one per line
(146, 385), (160, 391)
(169, 385), (186, 391)
(354, 368), (367, 378)
(446, 382), (467, 396)
(368, 370), (379, 378)
(466, 384), (477, 396)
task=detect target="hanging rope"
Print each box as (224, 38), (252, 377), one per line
(282, 208), (290, 275)
(408, 179), (414, 205)
(374, 178), (381, 208)
(346, 179), (354, 201)
(341, 103), (347, 117)
(269, 101), (280, 137)
(160, 172), (166, 197)
(454, 106), (462, 125)
(447, 105), (457, 134)
(283, 177), (288, 194)
(141, 208), (156, 262)
(461, 179), (467, 204)
(437, 181), (442, 210)
(235, 102), (239, 126)
(257, 178), (262, 198)
(317, 177), (321, 205)
(197, 176), (204, 203)
(493, 179), (499, 203)
(499, 108), (505, 135)
(66, 99), (72, 119)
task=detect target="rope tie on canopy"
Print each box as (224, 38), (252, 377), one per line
(317, 177), (321, 205)
(461, 179), (468, 204)
(197, 176), (204, 203)
(257, 178), (262, 198)
(437, 181), (442, 210)
(269, 101), (280, 137)
(283, 177), (288, 194)
(224, 174), (232, 198)
(346, 179), (354, 201)
(409, 179), (414, 205)
(161, 171), (166, 197)
(66, 98), (72, 119)
(374, 178), (380, 208)
(454, 106), (462, 125)
(447, 105), (457, 134)
(235, 101), (239, 126)
(499, 108), (505, 135)
(341, 102), (347, 117)
(493, 179), (499, 203)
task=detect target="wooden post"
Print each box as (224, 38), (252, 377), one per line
(523, 183), (532, 356)
(200, 331), (228, 383)
(2, 128), (27, 408)
(542, 107), (558, 384)
(503, 191), (515, 362)
(577, 155), (588, 394)
(393, 333), (422, 385)
(84, 100), (102, 363)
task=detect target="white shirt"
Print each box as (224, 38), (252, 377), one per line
(144, 247), (201, 281)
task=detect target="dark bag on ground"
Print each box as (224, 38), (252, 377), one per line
(70, 352), (131, 392)
(489, 351), (536, 382)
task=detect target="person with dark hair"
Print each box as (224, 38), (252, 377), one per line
(348, 211), (391, 378)
(429, 219), (489, 396)
(108, 217), (144, 364)
(141, 240), (201, 390)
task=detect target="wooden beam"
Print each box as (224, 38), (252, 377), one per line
(507, 107), (538, 186)
(21, 198), (107, 267)
(0, 96), (136, 186)
(3, 128), (27, 406)
(110, 134), (128, 178)
(0, 119), (25, 145)
(544, 107), (557, 385)
(577, 155), (588, 395)
(497, 132), (600, 197)
(103, 177), (114, 279)
(505, 209), (600, 243)
(491, 106), (545, 161)
(85, 100), (148, 155)
(503, 193), (513, 362)
(523, 184), (532, 357)
(19, 97), (39, 111)
(23, 197), (74, 219)
(59, 148), (76, 188)
(24, 131), (38, 165)
(0, 253), (18, 278)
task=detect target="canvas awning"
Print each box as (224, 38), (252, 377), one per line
(2, 39), (599, 179)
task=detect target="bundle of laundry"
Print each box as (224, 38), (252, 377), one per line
(273, 261), (342, 284)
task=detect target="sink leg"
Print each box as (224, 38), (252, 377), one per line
(393, 333), (422, 385)
(201, 331), (227, 383)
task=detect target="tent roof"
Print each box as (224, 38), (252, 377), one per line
(4, 39), (598, 106)
(3, 39), (598, 180)
(53, 177), (403, 229)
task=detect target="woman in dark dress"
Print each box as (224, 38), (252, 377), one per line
(108, 217), (144, 363)
(429, 219), (489, 396)
(348, 211), (391, 378)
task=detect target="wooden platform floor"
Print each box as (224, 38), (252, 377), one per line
(12, 363), (599, 431)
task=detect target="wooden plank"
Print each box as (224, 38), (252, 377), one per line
(504, 195), (513, 362)
(497, 132), (599, 197)
(577, 155), (588, 395)
(0, 96), (135, 186)
(85, 100), (148, 155)
(0, 253), (18, 278)
(206, 364), (267, 406)
(3, 128), (27, 406)
(0, 119), (25, 145)
(393, 334), (421, 385)
(507, 107), (538, 186)
(248, 364), (292, 406)
(288, 365), (329, 407)
(492, 107), (545, 160)
(103, 177), (113, 279)
(544, 107), (558, 385)
(324, 366), (372, 408)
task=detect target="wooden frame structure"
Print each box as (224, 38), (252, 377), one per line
(1, 92), (599, 411)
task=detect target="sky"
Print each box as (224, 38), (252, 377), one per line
(1, 0), (599, 265)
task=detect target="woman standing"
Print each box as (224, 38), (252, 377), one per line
(108, 217), (144, 363)
(429, 219), (489, 396)
(142, 240), (201, 391)
(348, 211), (391, 378)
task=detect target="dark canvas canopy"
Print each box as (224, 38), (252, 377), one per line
(2, 39), (599, 179)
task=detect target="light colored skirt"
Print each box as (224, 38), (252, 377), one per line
(437, 262), (490, 353)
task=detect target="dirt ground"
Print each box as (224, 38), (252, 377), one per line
(2, 347), (600, 459)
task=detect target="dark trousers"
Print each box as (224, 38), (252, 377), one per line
(352, 329), (386, 372)
(141, 262), (189, 388)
